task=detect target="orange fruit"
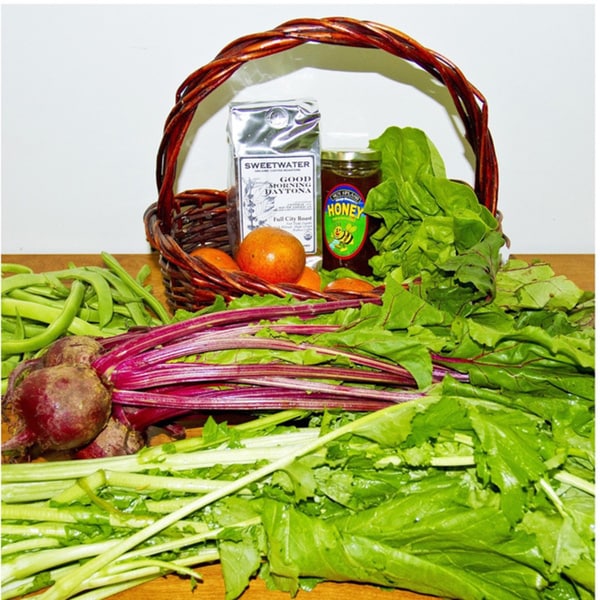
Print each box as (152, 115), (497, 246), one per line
(190, 246), (239, 271)
(293, 266), (322, 291)
(325, 277), (375, 292)
(236, 227), (306, 284)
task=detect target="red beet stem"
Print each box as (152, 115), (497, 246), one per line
(92, 298), (379, 375)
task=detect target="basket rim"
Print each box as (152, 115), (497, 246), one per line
(154, 16), (498, 228)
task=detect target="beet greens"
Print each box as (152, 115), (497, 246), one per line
(1, 295), (427, 457)
(2, 256), (594, 463)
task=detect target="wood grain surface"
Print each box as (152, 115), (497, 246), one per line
(2, 253), (594, 299)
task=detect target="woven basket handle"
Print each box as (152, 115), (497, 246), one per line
(156, 16), (498, 231)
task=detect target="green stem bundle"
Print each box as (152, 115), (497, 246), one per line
(1, 392), (594, 600)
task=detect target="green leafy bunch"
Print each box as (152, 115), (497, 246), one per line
(365, 126), (503, 302)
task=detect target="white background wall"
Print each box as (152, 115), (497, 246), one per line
(1, 3), (595, 256)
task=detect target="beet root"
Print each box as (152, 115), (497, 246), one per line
(42, 335), (103, 368)
(75, 416), (144, 459)
(2, 364), (111, 454)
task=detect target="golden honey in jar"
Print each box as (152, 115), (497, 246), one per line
(321, 149), (382, 275)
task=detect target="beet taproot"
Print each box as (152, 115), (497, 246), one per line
(2, 364), (111, 454)
(42, 335), (103, 368)
(75, 416), (144, 459)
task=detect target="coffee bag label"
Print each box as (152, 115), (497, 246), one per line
(227, 99), (321, 265)
(238, 156), (316, 251)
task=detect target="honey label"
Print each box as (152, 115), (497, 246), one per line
(323, 183), (368, 259)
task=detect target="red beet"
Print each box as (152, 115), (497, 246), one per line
(75, 416), (144, 459)
(2, 365), (111, 454)
(42, 335), (103, 367)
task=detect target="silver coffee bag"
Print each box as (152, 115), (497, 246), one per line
(226, 99), (322, 267)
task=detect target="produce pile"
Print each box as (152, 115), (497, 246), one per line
(1, 127), (594, 600)
(190, 226), (377, 293)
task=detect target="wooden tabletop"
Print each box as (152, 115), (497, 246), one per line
(2, 253), (595, 302)
(1, 252), (594, 600)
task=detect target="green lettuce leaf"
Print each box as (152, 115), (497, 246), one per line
(495, 260), (585, 311)
(259, 495), (548, 600)
(365, 126), (501, 293)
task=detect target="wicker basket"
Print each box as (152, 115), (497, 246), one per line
(144, 16), (498, 313)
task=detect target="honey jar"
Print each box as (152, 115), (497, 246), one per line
(321, 149), (382, 275)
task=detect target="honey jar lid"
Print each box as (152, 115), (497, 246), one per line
(321, 148), (382, 162)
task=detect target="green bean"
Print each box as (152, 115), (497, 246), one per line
(3, 300), (125, 340)
(86, 267), (157, 328)
(1, 255), (171, 383)
(2, 270), (114, 327)
(49, 269), (114, 327)
(136, 264), (152, 285)
(1, 264), (33, 275)
(4, 290), (110, 331)
(13, 285), (70, 302)
(101, 252), (170, 325)
(2, 355), (22, 379)
(2, 319), (48, 338)
(78, 303), (147, 327)
(1, 285), (110, 354)
(7, 289), (70, 310)
(1, 281), (88, 354)
(13, 307), (26, 341)
(1, 273), (68, 296)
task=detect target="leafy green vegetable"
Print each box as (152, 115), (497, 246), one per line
(2, 376), (594, 599)
(366, 125), (502, 300)
(1, 126), (594, 600)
